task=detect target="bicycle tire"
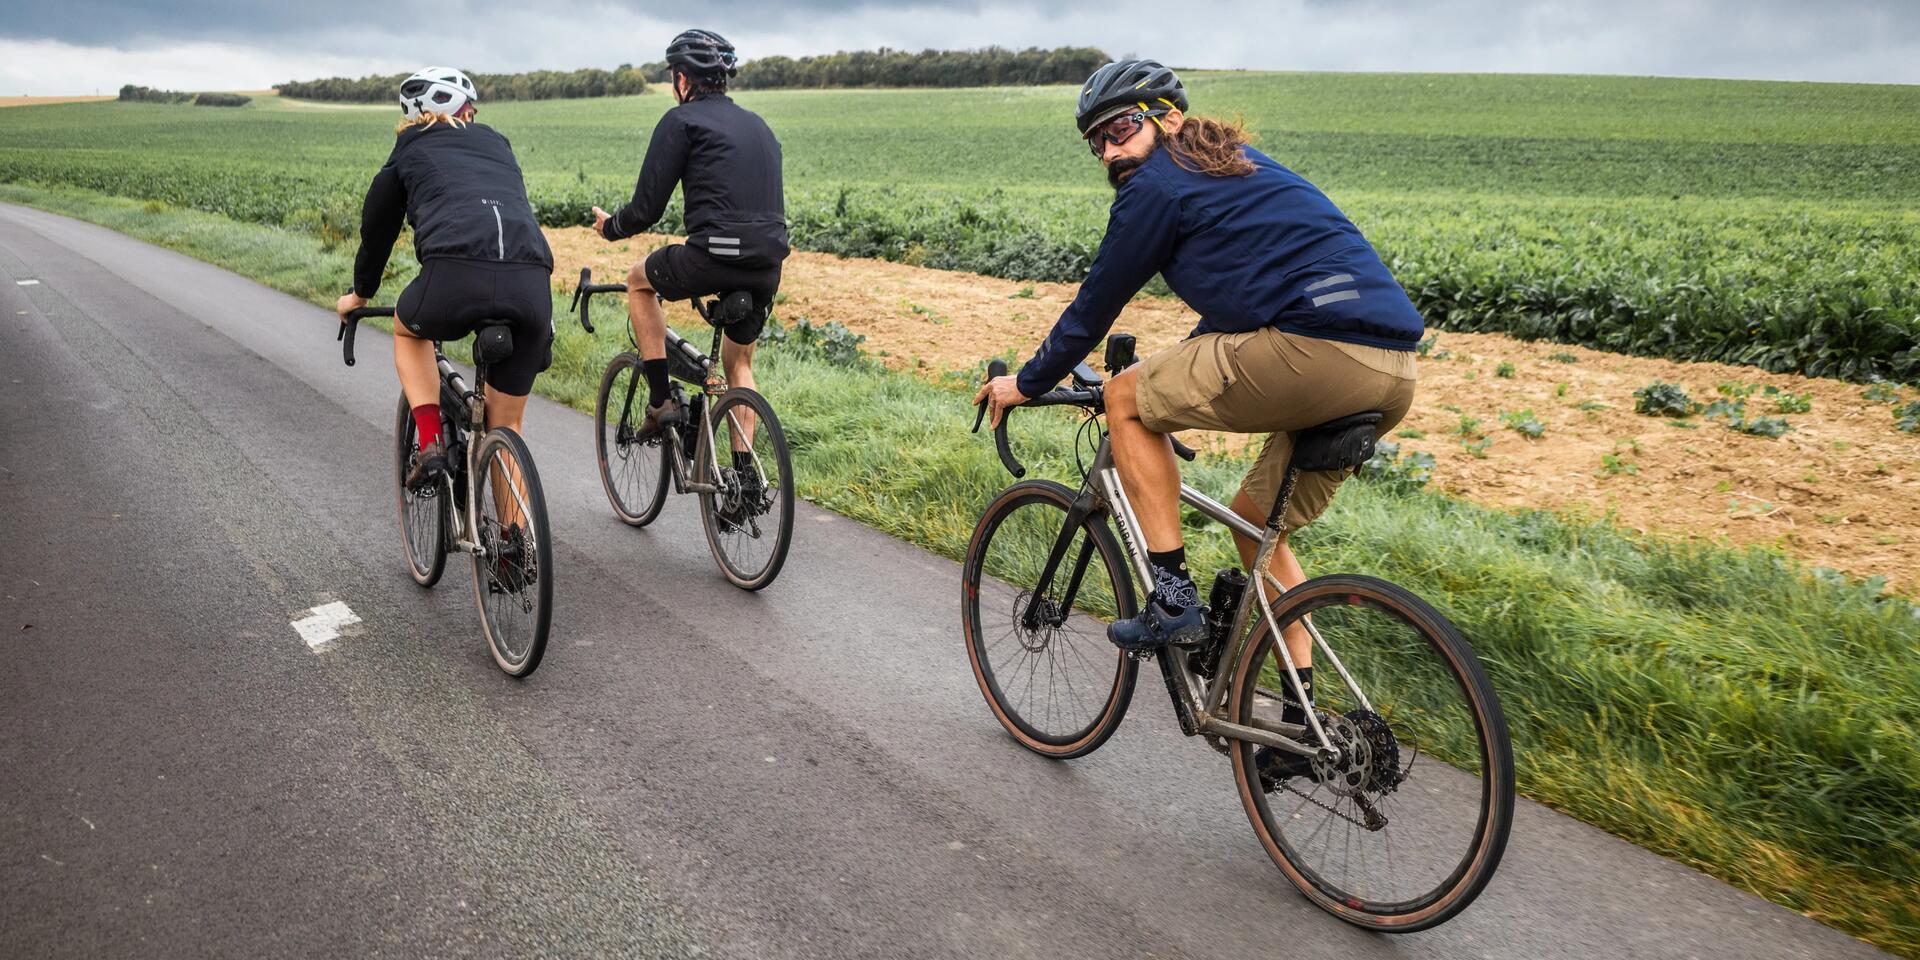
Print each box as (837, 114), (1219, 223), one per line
(393, 394), (448, 587)
(1226, 573), (1513, 931)
(697, 387), (795, 591)
(469, 427), (555, 678)
(961, 479), (1138, 759)
(595, 352), (671, 527)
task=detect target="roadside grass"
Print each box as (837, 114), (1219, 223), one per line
(6, 183), (1916, 957)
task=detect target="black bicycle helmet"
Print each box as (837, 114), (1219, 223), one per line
(666, 28), (738, 78)
(1075, 59), (1187, 136)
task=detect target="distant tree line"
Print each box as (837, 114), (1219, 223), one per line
(731, 46), (1111, 90)
(275, 67), (650, 103)
(275, 46), (1110, 104)
(118, 85), (251, 107)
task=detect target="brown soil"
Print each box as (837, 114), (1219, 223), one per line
(0, 96), (113, 108)
(546, 226), (1920, 594)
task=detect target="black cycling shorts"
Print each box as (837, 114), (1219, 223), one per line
(396, 258), (554, 396)
(643, 243), (781, 346)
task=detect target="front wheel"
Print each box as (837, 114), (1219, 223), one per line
(1227, 574), (1513, 931)
(394, 394), (448, 587)
(961, 479), (1138, 759)
(595, 352), (671, 526)
(469, 427), (554, 678)
(698, 388), (795, 591)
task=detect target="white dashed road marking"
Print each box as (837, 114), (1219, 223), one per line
(291, 601), (360, 650)
(16, 279), (41, 286)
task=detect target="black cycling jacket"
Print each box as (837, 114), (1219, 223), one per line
(352, 121), (554, 299)
(600, 93), (789, 270)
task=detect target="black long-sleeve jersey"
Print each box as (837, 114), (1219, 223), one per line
(352, 121), (553, 299)
(600, 93), (789, 270)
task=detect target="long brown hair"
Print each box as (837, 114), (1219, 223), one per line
(394, 110), (469, 135)
(1165, 115), (1256, 177)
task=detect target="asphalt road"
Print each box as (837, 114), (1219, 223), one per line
(0, 203), (1891, 959)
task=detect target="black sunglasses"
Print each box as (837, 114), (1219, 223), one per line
(1086, 111), (1153, 156)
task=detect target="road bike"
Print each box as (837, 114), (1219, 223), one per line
(339, 307), (555, 676)
(570, 269), (795, 590)
(962, 334), (1513, 931)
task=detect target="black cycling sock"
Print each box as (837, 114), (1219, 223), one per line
(642, 358), (671, 409)
(733, 450), (754, 470)
(1280, 667), (1315, 726)
(1147, 546), (1200, 611)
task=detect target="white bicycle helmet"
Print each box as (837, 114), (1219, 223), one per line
(398, 66), (478, 120)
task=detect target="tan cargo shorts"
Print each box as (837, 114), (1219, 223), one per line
(1133, 328), (1418, 533)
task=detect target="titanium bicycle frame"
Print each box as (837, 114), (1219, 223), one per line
(987, 372), (1371, 769)
(573, 270), (774, 503)
(430, 346), (533, 563)
(339, 306), (529, 566)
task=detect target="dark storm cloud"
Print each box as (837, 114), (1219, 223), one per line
(4, 0), (1918, 93)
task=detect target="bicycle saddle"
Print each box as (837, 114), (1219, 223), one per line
(1292, 411), (1383, 472)
(705, 291), (759, 327)
(474, 322), (514, 365)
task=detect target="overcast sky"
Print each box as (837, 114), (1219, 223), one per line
(4, 0), (1916, 95)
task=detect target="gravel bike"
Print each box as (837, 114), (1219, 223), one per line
(339, 307), (555, 676)
(962, 335), (1513, 931)
(570, 269), (795, 590)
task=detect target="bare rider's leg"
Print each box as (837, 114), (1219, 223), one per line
(1228, 490), (1313, 669)
(392, 324), (439, 408)
(625, 261), (667, 363)
(1103, 367), (1183, 550)
(481, 387), (531, 530)
(718, 335), (758, 455)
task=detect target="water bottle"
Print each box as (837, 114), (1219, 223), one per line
(1195, 568), (1247, 678)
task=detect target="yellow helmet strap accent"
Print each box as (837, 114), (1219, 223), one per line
(1139, 101), (1168, 134)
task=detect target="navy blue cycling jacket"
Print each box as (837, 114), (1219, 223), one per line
(1016, 144), (1425, 398)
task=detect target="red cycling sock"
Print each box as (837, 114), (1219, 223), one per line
(411, 404), (442, 448)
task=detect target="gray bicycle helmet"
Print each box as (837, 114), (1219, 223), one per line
(666, 29), (738, 78)
(1075, 59), (1187, 136)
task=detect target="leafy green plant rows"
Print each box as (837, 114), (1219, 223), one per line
(5, 73), (1918, 383)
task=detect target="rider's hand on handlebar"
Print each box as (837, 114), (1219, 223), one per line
(974, 375), (1029, 429)
(335, 291), (368, 322)
(590, 205), (613, 240)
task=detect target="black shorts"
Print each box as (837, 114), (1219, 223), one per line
(396, 258), (553, 396)
(643, 244), (780, 346)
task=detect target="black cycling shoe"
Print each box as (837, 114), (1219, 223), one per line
(632, 398), (683, 443)
(405, 439), (449, 490)
(1106, 597), (1207, 652)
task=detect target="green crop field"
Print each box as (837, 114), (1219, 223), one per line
(4, 68), (1920, 954)
(2, 72), (1918, 381)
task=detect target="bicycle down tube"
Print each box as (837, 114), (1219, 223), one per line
(1064, 427), (1341, 762)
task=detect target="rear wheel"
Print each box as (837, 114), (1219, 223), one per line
(393, 394), (447, 587)
(595, 352), (670, 526)
(698, 388), (794, 591)
(1227, 574), (1513, 931)
(469, 427), (554, 678)
(961, 479), (1137, 758)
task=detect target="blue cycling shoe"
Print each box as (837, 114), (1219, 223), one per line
(1107, 598), (1207, 652)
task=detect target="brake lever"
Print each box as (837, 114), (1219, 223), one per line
(973, 358), (1008, 433)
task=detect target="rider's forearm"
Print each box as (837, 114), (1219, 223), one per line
(1017, 190), (1175, 397)
(604, 115), (688, 240)
(352, 165), (405, 297)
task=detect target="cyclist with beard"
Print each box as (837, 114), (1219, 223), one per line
(975, 60), (1425, 785)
